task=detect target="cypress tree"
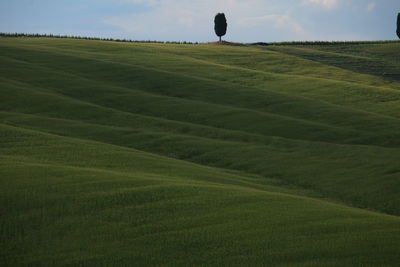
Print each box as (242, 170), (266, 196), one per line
(214, 13), (227, 42)
(397, 13), (400, 39)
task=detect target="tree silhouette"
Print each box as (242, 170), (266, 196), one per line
(397, 13), (400, 39)
(214, 13), (227, 42)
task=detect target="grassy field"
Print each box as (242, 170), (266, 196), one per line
(1, 37), (400, 266)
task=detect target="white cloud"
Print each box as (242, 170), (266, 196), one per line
(240, 14), (305, 35)
(104, 0), (275, 41)
(105, 0), (311, 42)
(103, 0), (365, 42)
(367, 2), (376, 12)
(116, 0), (161, 7)
(302, 0), (337, 8)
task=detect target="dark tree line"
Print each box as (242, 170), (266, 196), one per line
(0, 33), (201, 44)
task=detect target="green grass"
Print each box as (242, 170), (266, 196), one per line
(1, 37), (400, 266)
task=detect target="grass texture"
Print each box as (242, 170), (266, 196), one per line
(1, 37), (400, 266)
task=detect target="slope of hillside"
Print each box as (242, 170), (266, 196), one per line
(1, 37), (400, 266)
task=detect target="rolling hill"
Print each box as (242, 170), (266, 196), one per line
(1, 37), (400, 266)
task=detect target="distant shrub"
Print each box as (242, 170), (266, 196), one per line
(397, 13), (400, 39)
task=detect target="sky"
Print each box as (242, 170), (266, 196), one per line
(0, 0), (399, 42)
